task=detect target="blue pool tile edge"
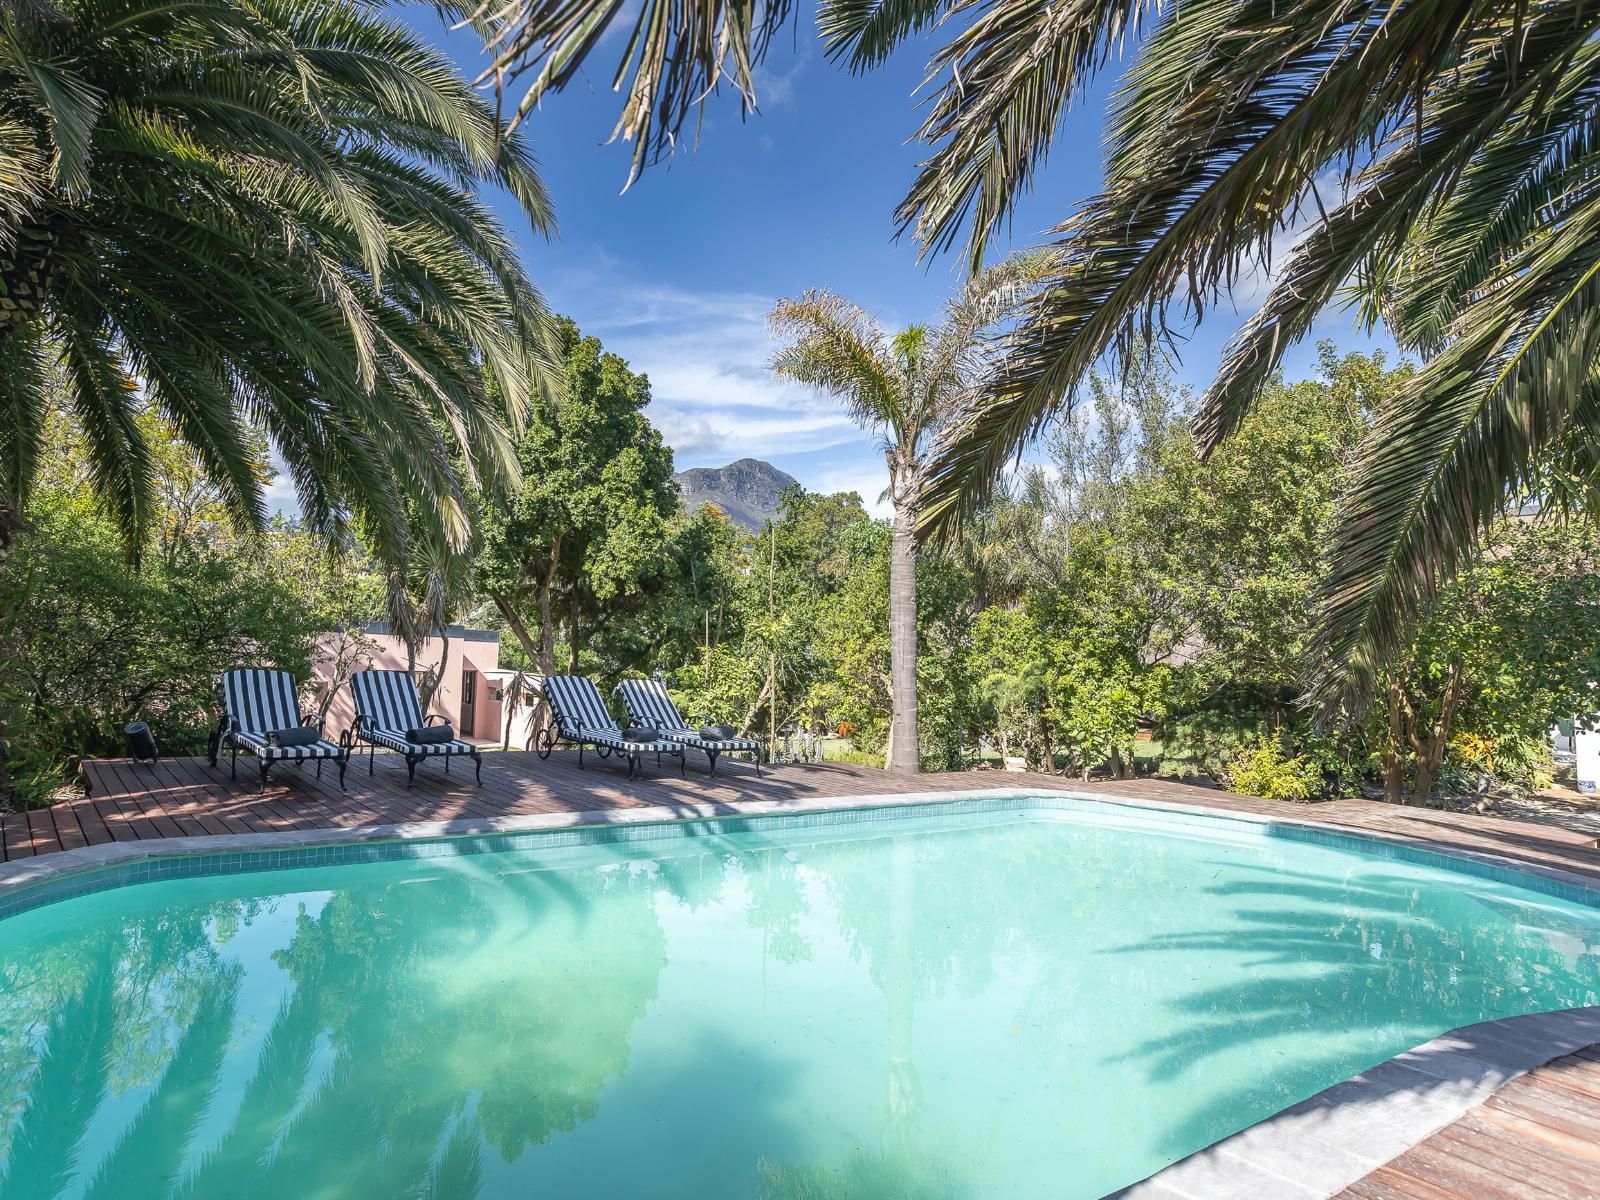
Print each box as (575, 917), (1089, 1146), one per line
(2, 785), (1599, 923)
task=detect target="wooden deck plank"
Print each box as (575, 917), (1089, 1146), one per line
(1371, 1134), (1570, 1200)
(1428, 1121), (1595, 1199)
(49, 799), (89, 852)
(1348, 1165), (1475, 1200)
(1334, 1051), (1600, 1200)
(94, 761), (167, 840)
(25, 809), (61, 856)
(1, 814), (33, 861)
(36, 757), (1600, 875)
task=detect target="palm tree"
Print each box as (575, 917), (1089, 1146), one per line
(769, 257), (1049, 773)
(384, 522), (476, 712)
(468, 0), (1600, 717)
(0, 0), (557, 573)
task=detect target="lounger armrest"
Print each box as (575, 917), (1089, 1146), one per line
(299, 711), (324, 732)
(425, 714), (449, 727)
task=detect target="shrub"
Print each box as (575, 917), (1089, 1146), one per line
(1446, 733), (1555, 795)
(1, 505), (323, 806)
(1227, 737), (1324, 802)
(1157, 706), (1263, 780)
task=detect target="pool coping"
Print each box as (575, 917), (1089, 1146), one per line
(2, 782), (1598, 1200)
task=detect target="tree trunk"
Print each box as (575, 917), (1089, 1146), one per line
(534, 539), (560, 677)
(566, 588), (580, 675)
(1383, 675), (1409, 805)
(421, 632), (450, 714)
(1409, 662), (1464, 806)
(887, 501), (920, 774)
(0, 215), (70, 342)
(491, 592), (552, 732)
(1412, 749), (1439, 807)
(737, 677), (773, 739)
(493, 592), (541, 664)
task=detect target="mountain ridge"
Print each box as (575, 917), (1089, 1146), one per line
(674, 458), (798, 531)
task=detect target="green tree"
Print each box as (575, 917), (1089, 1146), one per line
(0, 0), (556, 573)
(1376, 521), (1600, 804)
(722, 488), (875, 744)
(967, 606), (1053, 769)
(769, 257), (1050, 773)
(1129, 349), (1390, 705)
(0, 417), (334, 801)
(472, 0), (1600, 720)
(477, 317), (678, 686)
(641, 503), (748, 679)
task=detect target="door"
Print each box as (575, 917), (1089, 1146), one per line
(460, 668), (477, 738)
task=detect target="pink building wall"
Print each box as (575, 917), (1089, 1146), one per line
(310, 625), (504, 744)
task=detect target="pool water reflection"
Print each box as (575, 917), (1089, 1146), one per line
(0, 805), (1597, 1199)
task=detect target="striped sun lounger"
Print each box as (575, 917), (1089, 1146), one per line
(615, 678), (762, 775)
(206, 669), (348, 793)
(347, 670), (481, 786)
(536, 675), (684, 778)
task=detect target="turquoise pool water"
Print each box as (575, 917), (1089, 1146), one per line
(0, 800), (1597, 1199)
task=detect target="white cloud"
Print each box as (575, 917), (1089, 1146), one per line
(811, 462), (892, 518)
(558, 268), (875, 465)
(751, 56), (806, 109)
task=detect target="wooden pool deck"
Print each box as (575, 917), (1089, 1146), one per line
(1334, 1046), (1600, 1200)
(10, 753), (1600, 1200)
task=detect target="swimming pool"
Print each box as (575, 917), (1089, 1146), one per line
(0, 795), (1596, 1199)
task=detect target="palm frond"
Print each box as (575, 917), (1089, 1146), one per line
(0, 0), (558, 568)
(0, 7), (103, 199)
(895, 0), (1151, 271)
(769, 291), (904, 434)
(818, 0), (945, 73)
(1309, 185), (1600, 715)
(458, 0), (796, 189)
(55, 307), (155, 555)
(1196, 4), (1600, 450)
(0, 325), (49, 512)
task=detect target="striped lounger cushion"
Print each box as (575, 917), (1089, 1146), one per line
(616, 679), (761, 752)
(350, 671), (476, 756)
(541, 676), (677, 753)
(222, 670), (342, 760)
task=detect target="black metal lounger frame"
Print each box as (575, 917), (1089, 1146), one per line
(341, 712), (483, 787)
(534, 679), (685, 780)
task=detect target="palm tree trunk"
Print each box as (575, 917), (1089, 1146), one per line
(0, 508), (23, 803)
(887, 502), (920, 774)
(0, 215), (70, 343)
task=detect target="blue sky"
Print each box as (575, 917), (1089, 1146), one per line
(339, 7), (1396, 516)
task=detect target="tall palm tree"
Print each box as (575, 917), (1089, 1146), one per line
(0, 0), (557, 573)
(769, 257), (1049, 773)
(468, 0), (1600, 717)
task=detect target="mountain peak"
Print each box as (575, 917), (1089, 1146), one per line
(674, 459), (799, 531)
